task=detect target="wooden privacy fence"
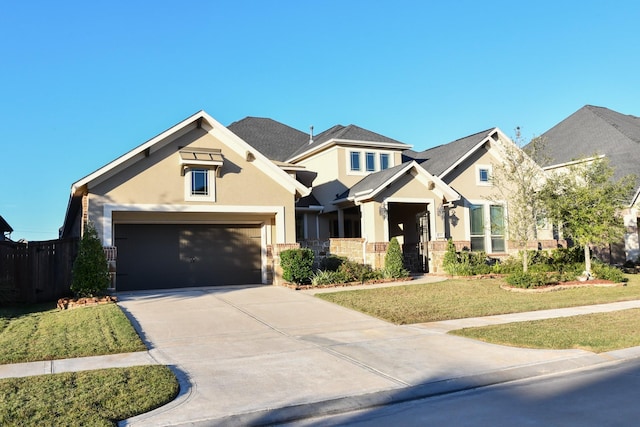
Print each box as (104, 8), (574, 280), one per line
(0, 238), (79, 305)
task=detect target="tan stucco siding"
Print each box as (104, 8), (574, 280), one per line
(445, 146), (500, 200)
(86, 128), (297, 243)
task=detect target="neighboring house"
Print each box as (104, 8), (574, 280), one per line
(62, 111), (554, 291)
(0, 215), (13, 241)
(533, 105), (640, 263)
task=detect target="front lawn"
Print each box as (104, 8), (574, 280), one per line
(450, 308), (640, 353)
(0, 303), (146, 364)
(0, 365), (179, 426)
(316, 274), (640, 324)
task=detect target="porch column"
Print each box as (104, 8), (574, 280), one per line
(338, 208), (345, 238)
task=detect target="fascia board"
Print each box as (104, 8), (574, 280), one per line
(438, 129), (495, 179)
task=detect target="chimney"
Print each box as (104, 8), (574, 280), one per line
(309, 125), (314, 144)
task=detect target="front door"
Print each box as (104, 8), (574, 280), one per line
(417, 211), (430, 272)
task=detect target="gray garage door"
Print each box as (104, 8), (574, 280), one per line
(115, 224), (262, 291)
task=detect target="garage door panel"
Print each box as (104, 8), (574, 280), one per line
(115, 224), (262, 291)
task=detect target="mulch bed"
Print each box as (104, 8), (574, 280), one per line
(500, 279), (626, 293)
(280, 277), (413, 291)
(57, 296), (118, 310)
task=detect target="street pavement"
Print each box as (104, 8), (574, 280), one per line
(2, 278), (640, 426)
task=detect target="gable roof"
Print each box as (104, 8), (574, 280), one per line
(287, 124), (411, 163)
(534, 105), (640, 203)
(404, 128), (501, 178)
(536, 105), (640, 174)
(227, 117), (309, 162)
(335, 161), (460, 204)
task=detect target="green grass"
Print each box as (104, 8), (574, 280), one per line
(0, 303), (146, 364)
(450, 308), (640, 353)
(0, 365), (179, 426)
(316, 274), (640, 324)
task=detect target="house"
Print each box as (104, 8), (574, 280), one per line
(0, 215), (13, 241)
(61, 111), (310, 291)
(62, 111), (553, 291)
(533, 105), (640, 263)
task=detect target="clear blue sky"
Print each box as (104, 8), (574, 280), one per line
(1, 0), (639, 241)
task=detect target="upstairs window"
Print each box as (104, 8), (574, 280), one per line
(191, 169), (209, 196)
(476, 164), (492, 186)
(380, 153), (390, 170)
(366, 152), (376, 172)
(350, 151), (361, 171)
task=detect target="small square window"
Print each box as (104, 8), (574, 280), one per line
(366, 152), (375, 172)
(479, 168), (489, 182)
(350, 151), (361, 171)
(185, 167), (215, 202)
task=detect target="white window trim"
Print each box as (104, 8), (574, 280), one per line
(475, 164), (492, 186)
(346, 149), (395, 176)
(184, 167), (216, 202)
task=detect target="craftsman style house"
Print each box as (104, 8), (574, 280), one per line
(62, 111), (555, 291)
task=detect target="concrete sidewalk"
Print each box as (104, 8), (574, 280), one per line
(2, 281), (640, 426)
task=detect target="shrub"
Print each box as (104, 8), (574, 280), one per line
(71, 224), (110, 298)
(311, 270), (340, 286)
(336, 260), (381, 283)
(384, 237), (409, 278)
(442, 239), (459, 275)
(280, 248), (314, 284)
(505, 271), (549, 288)
(319, 255), (346, 272)
(591, 262), (627, 283)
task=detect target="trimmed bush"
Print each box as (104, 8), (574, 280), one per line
(592, 262), (627, 282)
(71, 224), (110, 298)
(280, 248), (314, 284)
(505, 271), (549, 288)
(384, 237), (409, 279)
(319, 255), (346, 272)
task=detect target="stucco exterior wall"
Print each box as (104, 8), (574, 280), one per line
(86, 128), (297, 244)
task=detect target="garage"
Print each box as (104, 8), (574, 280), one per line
(114, 223), (262, 291)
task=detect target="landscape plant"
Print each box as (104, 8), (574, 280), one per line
(280, 248), (314, 284)
(541, 157), (635, 274)
(384, 237), (409, 279)
(71, 223), (110, 298)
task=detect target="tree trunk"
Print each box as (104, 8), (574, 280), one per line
(522, 249), (528, 273)
(584, 244), (591, 274)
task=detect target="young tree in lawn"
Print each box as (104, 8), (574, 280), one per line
(488, 128), (547, 272)
(540, 157), (635, 274)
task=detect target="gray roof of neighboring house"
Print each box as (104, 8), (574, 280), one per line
(336, 162), (411, 200)
(404, 128), (495, 177)
(296, 194), (322, 208)
(533, 105), (640, 193)
(227, 117), (310, 162)
(287, 124), (409, 161)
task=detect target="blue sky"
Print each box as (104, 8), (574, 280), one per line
(1, 0), (639, 241)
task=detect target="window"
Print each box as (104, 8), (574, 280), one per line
(470, 202), (506, 253)
(350, 151), (361, 171)
(476, 165), (492, 186)
(191, 169), (209, 196)
(380, 153), (390, 170)
(366, 152), (375, 171)
(185, 168), (215, 202)
(490, 205), (505, 252)
(470, 204), (485, 251)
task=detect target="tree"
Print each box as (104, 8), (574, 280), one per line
(488, 128), (547, 272)
(384, 237), (408, 278)
(71, 223), (110, 297)
(540, 157), (635, 274)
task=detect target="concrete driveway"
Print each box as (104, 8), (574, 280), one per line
(117, 284), (614, 426)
